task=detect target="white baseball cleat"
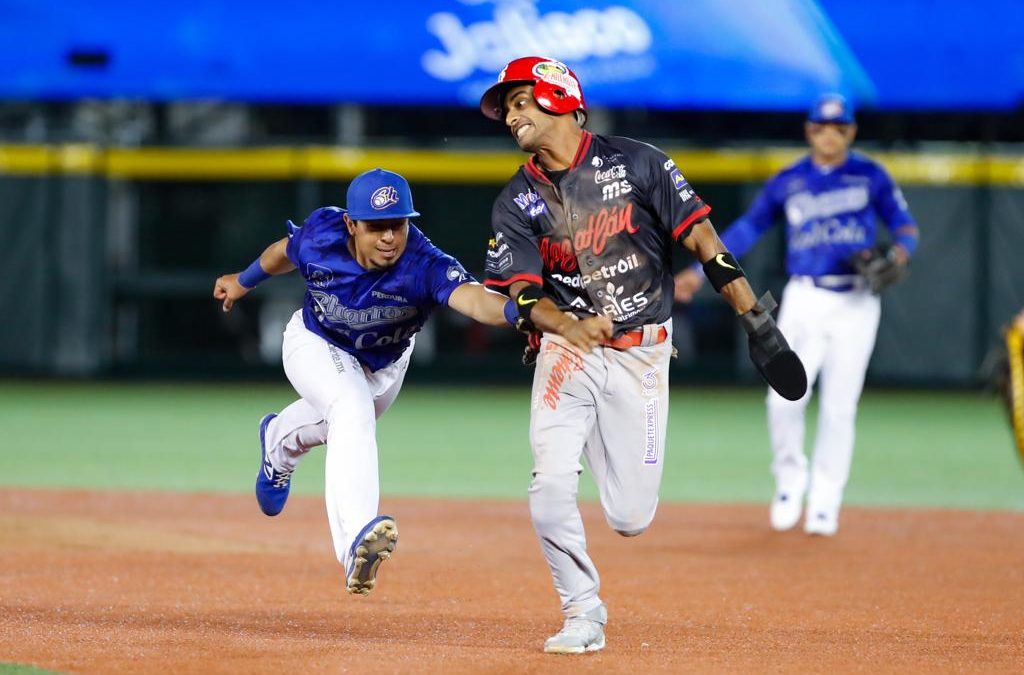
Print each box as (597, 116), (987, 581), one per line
(804, 509), (839, 537)
(769, 492), (803, 531)
(544, 603), (607, 654)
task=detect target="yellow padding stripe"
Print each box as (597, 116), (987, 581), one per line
(2, 143), (1024, 186)
(302, 147), (521, 184)
(0, 144), (102, 175)
(105, 147), (297, 180)
(1007, 327), (1024, 463)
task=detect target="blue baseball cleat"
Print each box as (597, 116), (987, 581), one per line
(346, 515), (398, 595)
(255, 413), (292, 516)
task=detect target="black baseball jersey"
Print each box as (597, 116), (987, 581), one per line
(484, 131), (711, 332)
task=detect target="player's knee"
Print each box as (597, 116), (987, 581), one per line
(325, 398), (374, 438)
(531, 440), (585, 476)
(529, 471), (578, 499)
(528, 472), (579, 527)
(610, 517), (652, 537)
(604, 505), (655, 537)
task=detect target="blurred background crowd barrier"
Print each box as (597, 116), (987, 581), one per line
(1, 0), (1022, 386)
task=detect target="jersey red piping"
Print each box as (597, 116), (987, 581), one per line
(524, 158), (548, 183)
(671, 205), (712, 240)
(569, 131), (593, 169)
(484, 273), (544, 288)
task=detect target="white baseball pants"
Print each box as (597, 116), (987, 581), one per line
(767, 278), (881, 516)
(261, 310), (412, 571)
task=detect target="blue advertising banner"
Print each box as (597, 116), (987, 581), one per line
(818, 0), (1024, 110)
(0, 0), (1020, 110)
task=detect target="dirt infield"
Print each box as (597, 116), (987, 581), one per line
(1, 489), (1022, 674)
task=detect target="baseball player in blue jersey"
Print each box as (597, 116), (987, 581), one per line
(212, 168), (600, 596)
(676, 94), (921, 537)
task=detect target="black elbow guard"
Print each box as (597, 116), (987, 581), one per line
(702, 252), (745, 292)
(514, 285), (547, 327)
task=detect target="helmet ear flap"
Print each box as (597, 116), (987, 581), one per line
(532, 80), (582, 116)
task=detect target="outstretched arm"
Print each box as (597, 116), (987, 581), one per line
(212, 237), (295, 312)
(447, 282), (516, 327)
(447, 279), (611, 355)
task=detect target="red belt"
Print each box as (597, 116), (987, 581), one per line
(605, 326), (669, 350)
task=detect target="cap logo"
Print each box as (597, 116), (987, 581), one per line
(370, 185), (400, 210)
(820, 100), (845, 119)
(531, 61), (581, 99)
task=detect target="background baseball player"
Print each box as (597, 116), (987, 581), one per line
(479, 56), (806, 654)
(675, 94), (921, 536)
(213, 168), (548, 596)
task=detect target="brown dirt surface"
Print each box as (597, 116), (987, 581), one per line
(1, 489), (1022, 674)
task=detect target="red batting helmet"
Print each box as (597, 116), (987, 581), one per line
(479, 56), (587, 122)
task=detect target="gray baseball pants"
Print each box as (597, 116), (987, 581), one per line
(528, 323), (672, 617)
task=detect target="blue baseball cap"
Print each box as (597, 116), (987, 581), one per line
(346, 168), (420, 221)
(808, 93), (855, 124)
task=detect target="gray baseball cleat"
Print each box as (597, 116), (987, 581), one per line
(543, 603), (607, 654)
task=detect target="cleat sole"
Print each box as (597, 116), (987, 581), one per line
(346, 517), (398, 596)
(544, 637), (605, 655)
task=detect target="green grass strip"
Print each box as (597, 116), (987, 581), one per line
(3, 381), (1022, 510)
(0, 664), (65, 675)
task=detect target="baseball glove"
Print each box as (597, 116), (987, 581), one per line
(999, 323), (1024, 464)
(850, 244), (909, 294)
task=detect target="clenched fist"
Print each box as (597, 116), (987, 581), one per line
(213, 273), (250, 312)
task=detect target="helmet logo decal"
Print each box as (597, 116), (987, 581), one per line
(533, 62), (568, 78)
(820, 100), (845, 119)
(531, 60), (581, 99)
(370, 186), (400, 210)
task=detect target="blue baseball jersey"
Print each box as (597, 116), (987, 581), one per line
(721, 152), (916, 276)
(285, 206), (473, 371)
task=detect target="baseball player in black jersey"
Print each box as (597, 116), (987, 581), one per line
(480, 56), (807, 654)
